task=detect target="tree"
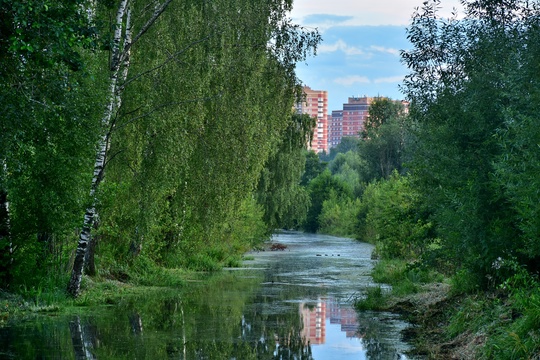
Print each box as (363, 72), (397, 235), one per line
(329, 150), (368, 197)
(301, 151), (326, 186)
(356, 172), (433, 260)
(320, 137), (361, 162)
(66, 0), (320, 295)
(68, 0), (168, 297)
(359, 98), (407, 181)
(401, 0), (540, 285)
(256, 113), (315, 231)
(0, 0), (102, 289)
(362, 97), (406, 134)
(303, 169), (351, 233)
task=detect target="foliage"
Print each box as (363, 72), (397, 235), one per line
(320, 136), (361, 162)
(307, 150), (366, 237)
(374, 259), (442, 296)
(0, 0), (321, 295)
(318, 192), (360, 237)
(302, 169), (351, 233)
(356, 259), (443, 311)
(0, 0), (106, 290)
(359, 97), (407, 181)
(256, 114), (315, 232)
(483, 283), (540, 359)
(356, 172), (433, 260)
(300, 150), (326, 186)
(0, 0), (97, 72)
(401, 0), (540, 288)
(329, 150), (368, 197)
(355, 286), (386, 311)
(99, 0), (320, 273)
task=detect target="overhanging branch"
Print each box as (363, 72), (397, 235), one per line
(114, 93), (223, 131)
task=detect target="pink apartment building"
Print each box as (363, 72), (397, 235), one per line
(296, 86), (328, 153)
(329, 96), (372, 149)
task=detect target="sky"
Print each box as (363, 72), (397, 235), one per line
(290, 0), (463, 111)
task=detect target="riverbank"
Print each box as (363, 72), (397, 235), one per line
(1, 233), (414, 359)
(0, 265), (195, 326)
(387, 283), (481, 359)
(359, 259), (540, 359)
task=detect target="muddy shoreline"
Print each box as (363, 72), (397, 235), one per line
(388, 283), (485, 359)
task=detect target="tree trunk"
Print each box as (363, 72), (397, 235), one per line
(129, 313), (144, 335)
(83, 234), (97, 276)
(67, 0), (129, 297)
(0, 187), (12, 288)
(69, 316), (97, 360)
(67, 0), (172, 297)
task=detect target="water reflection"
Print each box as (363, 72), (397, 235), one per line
(0, 232), (414, 359)
(300, 296), (359, 345)
(69, 316), (98, 359)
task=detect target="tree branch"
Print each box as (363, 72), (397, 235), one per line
(119, 35), (212, 92)
(114, 93), (223, 131)
(117, 0), (173, 67)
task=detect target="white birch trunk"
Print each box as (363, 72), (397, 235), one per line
(83, 7), (132, 276)
(67, 0), (129, 297)
(0, 161), (12, 285)
(69, 316), (97, 360)
(68, 0), (172, 297)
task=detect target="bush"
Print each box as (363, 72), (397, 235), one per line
(372, 259), (443, 297)
(318, 192), (360, 237)
(356, 172), (434, 260)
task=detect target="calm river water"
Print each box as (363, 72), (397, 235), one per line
(0, 232), (414, 359)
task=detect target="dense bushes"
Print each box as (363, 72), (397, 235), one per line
(357, 173), (433, 260)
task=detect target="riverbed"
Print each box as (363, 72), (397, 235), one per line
(0, 231), (414, 359)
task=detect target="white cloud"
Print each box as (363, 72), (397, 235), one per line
(291, 0), (464, 26)
(334, 75), (371, 86)
(374, 75), (405, 84)
(370, 45), (400, 56)
(319, 40), (366, 56)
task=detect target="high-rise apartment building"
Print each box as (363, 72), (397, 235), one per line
(328, 96), (372, 149)
(328, 110), (343, 149)
(296, 86), (328, 153)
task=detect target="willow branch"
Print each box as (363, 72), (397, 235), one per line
(114, 93), (223, 131)
(119, 35), (212, 91)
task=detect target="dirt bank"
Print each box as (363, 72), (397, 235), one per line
(388, 283), (485, 359)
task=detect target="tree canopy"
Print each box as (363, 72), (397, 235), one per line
(0, 0), (320, 295)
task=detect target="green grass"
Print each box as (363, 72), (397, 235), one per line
(355, 259), (446, 312)
(480, 282), (540, 359)
(371, 259), (443, 297)
(355, 286), (387, 311)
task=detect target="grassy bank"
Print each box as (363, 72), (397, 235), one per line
(0, 250), (257, 326)
(356, 259), (540, 359)
(0, 270), (186, 325)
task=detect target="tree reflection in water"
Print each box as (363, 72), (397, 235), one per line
(0, 234), (413, 359)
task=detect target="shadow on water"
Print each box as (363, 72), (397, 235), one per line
(0, 232), (415, 359)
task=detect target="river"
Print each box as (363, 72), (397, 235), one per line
(0, 232), (414, 359)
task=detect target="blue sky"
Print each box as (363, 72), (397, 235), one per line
(291, 0), (462, 111)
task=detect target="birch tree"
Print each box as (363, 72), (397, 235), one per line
(100, 0), (320, 267)
(67, 0), (173, 297)
(67, 0), (319, 295)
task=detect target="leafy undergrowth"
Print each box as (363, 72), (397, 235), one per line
(355, 259), (540, 359)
